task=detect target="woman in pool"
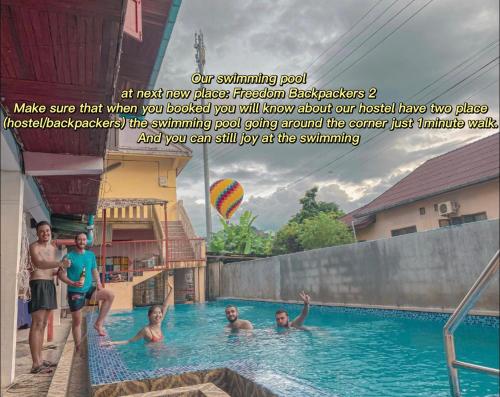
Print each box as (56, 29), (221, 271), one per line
(108, 282), (171, 345)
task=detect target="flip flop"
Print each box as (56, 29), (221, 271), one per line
(42, 360), (57, 368)
(30, 365), (53, 374)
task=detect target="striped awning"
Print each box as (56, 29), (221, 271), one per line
(98, 198), (167, 209)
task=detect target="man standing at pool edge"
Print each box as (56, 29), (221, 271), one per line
(58, 232), (114, 352)
(28, 221), (71, 374)
(225, 305), (253, 330)
(275, 291), (311, 329)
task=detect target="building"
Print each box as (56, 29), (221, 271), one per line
(0, 0), (181, 387)
(341, 133), (499, 241)
(91, 125), (206, 310)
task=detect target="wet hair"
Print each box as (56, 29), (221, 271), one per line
(36, 221), (51, 232)
(148, 305), (163, 317)
(74, 232), (87, 242)
(275, 309), (288, 317)
(225, 305), (237, 311)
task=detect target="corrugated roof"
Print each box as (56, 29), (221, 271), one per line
(342, 133), (499, 221)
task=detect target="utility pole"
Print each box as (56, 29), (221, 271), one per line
(194, 30), (212, 243)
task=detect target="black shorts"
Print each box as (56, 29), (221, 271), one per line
(67, 286), (96, 312)
(28, 279), (57, 314)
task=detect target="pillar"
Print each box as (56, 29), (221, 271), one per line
(198, 266), (206, 303)
(193, 266), (206, 303)
(1, 171), (24, 388)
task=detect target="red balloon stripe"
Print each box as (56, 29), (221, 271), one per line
(209, 179), (226, 193)
(226, 197), (243, 219)
(215, 181), (239, 210)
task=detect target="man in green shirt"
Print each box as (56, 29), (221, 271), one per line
(58, 233), (114, 353)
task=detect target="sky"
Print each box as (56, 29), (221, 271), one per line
(152, 0), (499, 236)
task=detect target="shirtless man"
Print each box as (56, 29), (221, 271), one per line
(225, 305), (253, 330)
(275, 291), (311, 329)
(28, 221), (71, 374)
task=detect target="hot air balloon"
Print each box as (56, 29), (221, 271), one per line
(209, 179), (244, 221)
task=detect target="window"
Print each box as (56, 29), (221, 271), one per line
(439, 212), (487, 228)
(434, 204), (438, 212)
(419, 207), (426, 215)
(439, 219), (450, 227)
(463, 212), (487, 223)
(391, 225), (417, 237)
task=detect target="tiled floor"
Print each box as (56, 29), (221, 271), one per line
(2, 318), (71, 397)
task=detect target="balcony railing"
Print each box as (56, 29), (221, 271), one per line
(90, 238), (205, 283)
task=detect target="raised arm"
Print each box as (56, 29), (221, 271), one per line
(30, 244), (70, 270)
(291, 291), (310, 328)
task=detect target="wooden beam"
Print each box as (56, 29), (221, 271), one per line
(1, 78), (109, 103)
(24, 151), (103, 176)
(0, 0), (124, 19)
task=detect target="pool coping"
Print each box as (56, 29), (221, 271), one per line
(218, 296), (499, 317)
(46, 325), (75, 397)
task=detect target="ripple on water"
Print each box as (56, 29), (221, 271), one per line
(102, 301), (499, 396)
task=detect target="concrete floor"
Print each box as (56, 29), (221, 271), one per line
(2, 316), (89, 397)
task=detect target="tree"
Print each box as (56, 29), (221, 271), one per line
(271, 222), (302, 255)
(297, 212), (354, 250)
(209, 210), (273, 256)
(290, 187), (344, 224)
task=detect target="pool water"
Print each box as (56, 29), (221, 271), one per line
(105, 300), (499, 397)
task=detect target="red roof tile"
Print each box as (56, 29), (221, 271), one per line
(343, 133), (499, 221)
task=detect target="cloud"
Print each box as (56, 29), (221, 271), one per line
(161, 0), (498, 236)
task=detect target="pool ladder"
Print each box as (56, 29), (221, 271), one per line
(443, 250), (499, 397)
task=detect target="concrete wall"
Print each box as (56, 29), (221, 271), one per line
(213, 220), (499, 314)
(357, 179), (499, 241)
(103, 153), (181, 222)
(1, 171), (24, 388)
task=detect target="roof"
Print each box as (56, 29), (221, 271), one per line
(1, 0), (180, 216)
(1, 0), (125, 214)
(342, 133), (499, 223)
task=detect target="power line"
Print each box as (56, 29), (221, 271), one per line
(305, 0), (385, 73)
(190, 33), (496, 184)
(310, 0), (408, 88)
(315, 0), (435, 90)
(283, 55), (499, 189)
(188, 3), (389, 173)
(190, 0), (438, 174)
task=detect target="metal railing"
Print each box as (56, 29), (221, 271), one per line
(443, 250), (499, 396)
(177, 200), (198, 239)
(91, 238), (206, 283)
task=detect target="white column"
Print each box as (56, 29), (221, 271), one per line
(1, 171), (24, 388)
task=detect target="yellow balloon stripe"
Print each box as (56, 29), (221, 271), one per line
(209, 179), (244, 220)
(210, 180), (229, 203)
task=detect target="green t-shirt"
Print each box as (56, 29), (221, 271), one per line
(66, 250), (96, 292)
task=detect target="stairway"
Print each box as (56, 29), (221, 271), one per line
(166, 221), (196, 261)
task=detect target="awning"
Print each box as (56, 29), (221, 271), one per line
(98, 198), (168, 209)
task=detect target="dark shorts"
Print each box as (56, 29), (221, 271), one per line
(28, 279), (57, 314)
(67, 286), (96, 312)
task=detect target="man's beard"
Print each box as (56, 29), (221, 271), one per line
(228, 316), (238, 323)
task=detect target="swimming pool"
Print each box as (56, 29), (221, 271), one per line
(88, 299), (499, 396)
